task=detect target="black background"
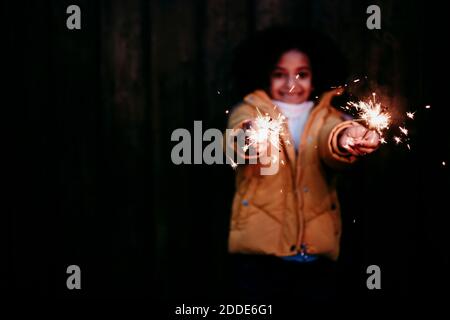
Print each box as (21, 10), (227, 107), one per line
(4, 0), (450, 309)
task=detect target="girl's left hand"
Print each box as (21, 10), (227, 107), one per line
(338, 124), (381, 156)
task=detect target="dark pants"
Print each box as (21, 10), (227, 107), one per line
(227, 253), (340, 305)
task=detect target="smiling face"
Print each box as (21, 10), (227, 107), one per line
(269, 49), (313, 104)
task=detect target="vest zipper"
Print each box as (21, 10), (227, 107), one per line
(294, 106), (322, 253)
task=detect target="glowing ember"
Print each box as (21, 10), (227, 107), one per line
(399, 127), (408, 136)
(353, 79), (360, 83)
(443, 161), (446, 166)
(225, 110), (229, 114)
(406, 112), (415, 119)
(425, 105), (431, 109)
(227, 155), (238, 169)
(394, 136), (402, 144)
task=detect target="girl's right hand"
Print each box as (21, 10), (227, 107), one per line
(242, 120), (269, 157)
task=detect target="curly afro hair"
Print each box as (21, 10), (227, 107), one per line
(231, 26), (348, 100)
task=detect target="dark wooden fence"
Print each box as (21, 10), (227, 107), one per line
(5, 0), (449, 302)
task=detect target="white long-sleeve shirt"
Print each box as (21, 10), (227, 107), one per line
(272, 100), (315, 151)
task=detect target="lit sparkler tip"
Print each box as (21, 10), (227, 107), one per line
(347, 98), (391, 133)
(246, 108), (286, 152)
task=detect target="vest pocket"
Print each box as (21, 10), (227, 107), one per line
(231, 177), (260, 229)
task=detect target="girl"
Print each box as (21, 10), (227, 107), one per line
(226, 26), (380, 303)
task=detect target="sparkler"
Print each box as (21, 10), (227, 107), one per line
(346, 93), (391, 140)
(341, 76), (419, 148)
(243, 108), (286, 159)
(345, 94), (419, 148)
